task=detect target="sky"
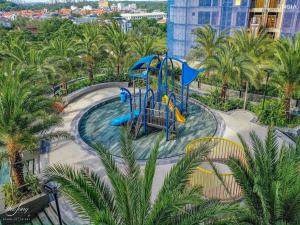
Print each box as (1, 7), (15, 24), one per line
(24, 0), (167, 3)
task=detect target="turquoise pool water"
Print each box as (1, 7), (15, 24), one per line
(0, 163), (9, 185)
(79, 99), (218, 160)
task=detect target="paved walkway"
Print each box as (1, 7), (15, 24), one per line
(40, 87), (283, 224)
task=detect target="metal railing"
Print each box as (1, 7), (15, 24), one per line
(186, 137), (244, 201)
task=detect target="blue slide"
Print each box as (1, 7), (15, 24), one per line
(110, 110), (140, 126)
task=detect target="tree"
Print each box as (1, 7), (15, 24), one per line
(131, 36), (157, 59)
(204, 42), (254, 103)
(0, 65), (67, 188)
(45, 129), (237, 225)
(188, 25), (226, 88)
(231, 30), (272, 109)
(272, 33), (300, 117)
(101, 22), (130, 79)
(46, 35), (82, 94)
(76, 23), (104, 81)
(228, 129), (300, 224)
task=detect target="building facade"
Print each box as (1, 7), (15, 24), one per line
(167, 0), (300, 58)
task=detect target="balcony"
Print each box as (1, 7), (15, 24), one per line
(266, 15), (277, 28)
(250, 0), (283, 9)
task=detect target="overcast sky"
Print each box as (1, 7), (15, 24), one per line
(25, 0), (167, 3)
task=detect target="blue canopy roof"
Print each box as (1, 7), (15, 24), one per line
(182, 63), (205, 86)
(129, 55), (159, 77)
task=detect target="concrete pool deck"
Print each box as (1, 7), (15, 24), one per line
(40, 87), (289, 224)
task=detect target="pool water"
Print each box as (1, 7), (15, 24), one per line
(0, 164), (9, 185)
(79, 99), (218, 160)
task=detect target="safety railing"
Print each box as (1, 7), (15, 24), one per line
(186, 137), (244, 201)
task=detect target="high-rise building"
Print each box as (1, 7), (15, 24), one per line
(167, 0), (300, 58)
(99, 0), (109, 9)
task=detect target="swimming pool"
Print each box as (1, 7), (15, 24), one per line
(0, 164), (9, 185)
(78, 98), (218, 160)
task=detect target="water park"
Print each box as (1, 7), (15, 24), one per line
(78, 53), (219, 160)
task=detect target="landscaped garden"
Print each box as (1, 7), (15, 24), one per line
(0, 16), (299, 225)
(188, 25), (300, 129)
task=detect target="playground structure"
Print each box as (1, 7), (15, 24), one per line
(111, 53), (204, 141)
(186, 137), (245, 201)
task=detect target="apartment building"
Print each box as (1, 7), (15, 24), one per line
(167, 0), (300, 58)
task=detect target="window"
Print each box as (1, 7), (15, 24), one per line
(241, 0), (247, 6)
(199, 0), (211, 6)
(174, 25), (186, 40)
(235, 0), (241, 6)
(236, 12), (246, 26)
(211, 12), (219, 25)
(282, 12), (294, 28)
(286, 0), (294, 5)
(296, 13), (300, 30)
(212, 0), (218, 6)
(198, 11), (211, 24)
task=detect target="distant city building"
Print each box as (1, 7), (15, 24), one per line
(99, 0), (109, 9)
(82, 5), (92, 10)
(110, 3), (118, 11)
(167, 0), (300, 58)
(117, 3), (125, 11)
(121, 12), (166, 21)
(113, 16), (132, 32)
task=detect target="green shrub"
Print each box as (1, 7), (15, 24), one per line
(190, 89), (253, 112)
(255, 99), (286, 126)
(3, 175), (41, 207)
(3, 182), (22, 206)
(25, 174), (41, 195)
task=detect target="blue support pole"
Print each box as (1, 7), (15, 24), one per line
(139, 88), (142, 113)
(170, 58), (174, 92)
(157, 58), (164, 102)
(181, 63), (185, 112)
(165, 92), (176, 142)
(143, 88), (155, 134)
(165, 52), (168, 95)
(186, 85), (189, 115)
(120, 87), (133, 118)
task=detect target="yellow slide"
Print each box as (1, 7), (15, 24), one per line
(162, 95), (186, 123)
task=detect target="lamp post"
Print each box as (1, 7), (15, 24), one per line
(44, 183), (62, 225)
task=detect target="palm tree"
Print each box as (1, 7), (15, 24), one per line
(101, 22), (130, 79)
(46, 35), (82, 95)
(76, 23), (104, 81)
(228, 129), (300, 224)
(131, 36), (157, 58)
(0, 65), (68, 189)
(272, 33), (300, 117)
(0, 35), (32, 65)
(231, 30), (273, 109)
(204, 42), (254, 103)
(45, 129), (237, 225)
(188, 25), (226, 88)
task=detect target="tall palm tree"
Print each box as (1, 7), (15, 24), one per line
(204, 42), (255, 103)
(188, 25), (226, 88)
(45, 129), (237, 225)
(231, 30), (273, 109)
(101, 22), (130, 79)
(0, 35), (32, 66)
(272, 33), (300, 117)
(131, 36), (157, 58)
(0, 65), (68, 188)
(76, 23), (104, 81)
(228, 129), (300, 224)
(46, 35), (82, 95)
